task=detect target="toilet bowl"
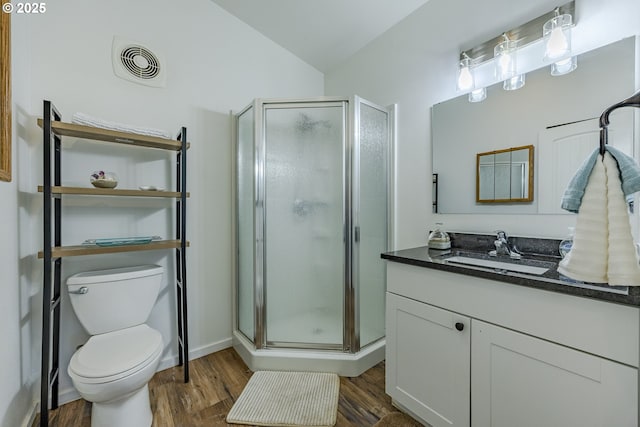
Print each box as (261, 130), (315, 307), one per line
(68, 324), (163, 427)
(66, 265), (164, 427)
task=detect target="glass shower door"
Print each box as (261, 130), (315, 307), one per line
(263, 103), (346, 348)
(354, 98), (392, 349)
(236, 106), (255, 342)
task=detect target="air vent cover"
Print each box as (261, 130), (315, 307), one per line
(112, 37), (166, 88)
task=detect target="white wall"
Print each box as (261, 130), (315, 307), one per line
(0, 11), (33, 427)
(326, 0), (640, 247)
(3, 0), (323, 424)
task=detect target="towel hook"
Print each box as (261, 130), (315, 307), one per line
(599, 90), (640, 155)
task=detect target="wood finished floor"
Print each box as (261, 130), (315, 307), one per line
(34, 347), (398, 427)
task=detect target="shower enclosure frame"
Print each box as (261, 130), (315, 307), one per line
(233, 95), (395, 360)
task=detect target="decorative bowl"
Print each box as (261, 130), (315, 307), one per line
(90, 171), (118, 189)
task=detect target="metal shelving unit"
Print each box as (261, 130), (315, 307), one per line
(38, 100), (190, 426)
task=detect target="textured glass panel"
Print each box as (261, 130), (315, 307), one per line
(358, 103), (388, 347)
(511, 163), (525, 198)
(265, 106), (344, 346)
(237, 107), (255, 341)
(494, 152), (511, 199)
(479, 157), (495, 200)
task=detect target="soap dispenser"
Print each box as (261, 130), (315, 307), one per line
(428, 223), (451, 250)
(559, 226), (575, 258)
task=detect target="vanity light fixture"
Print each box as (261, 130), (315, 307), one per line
(494, 34), (525, 90)
(503, 74), (525, 91)
(494, 34), (517, 81)
(457, 52), (487, 102)
(543, 7), (577, 75)
(543, 8), (572, 61)
(550, 56), (577, 76)
(469, 87), (487, 103)
(457, 52), (475, 92)
(456, 1), (575, 102)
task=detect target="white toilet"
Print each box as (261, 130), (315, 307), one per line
(66, 265), (165, 427)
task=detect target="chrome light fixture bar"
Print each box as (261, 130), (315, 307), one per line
(457, 1), (575, 101)
(461, 1), (574, 66)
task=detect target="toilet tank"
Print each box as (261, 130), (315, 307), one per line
(67, 265), (163, 335)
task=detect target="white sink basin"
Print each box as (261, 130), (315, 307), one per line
(445, 256), (550, 275)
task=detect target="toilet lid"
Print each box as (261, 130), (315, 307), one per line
(69, 324), (163, 382)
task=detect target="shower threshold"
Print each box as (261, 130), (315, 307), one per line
(232, 331), (385, 377)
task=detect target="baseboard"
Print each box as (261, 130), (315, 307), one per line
(55, 336), (234, 407)
(189, 337), (233, 361)
(156, 336), (233, 371)
(21, 401), (38, 427)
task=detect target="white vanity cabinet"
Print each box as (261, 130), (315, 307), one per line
(385, 262), (639, 427)
(472, 320), (637, 427)
(386, 293), (470, 427)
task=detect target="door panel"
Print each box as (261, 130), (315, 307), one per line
(472, 320), (637, 427)
(386, 293), (470, 427)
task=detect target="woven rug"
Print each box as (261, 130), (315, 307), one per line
(226, 371), (340, 427)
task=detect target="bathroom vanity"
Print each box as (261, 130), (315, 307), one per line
(382, 244), (639, 427)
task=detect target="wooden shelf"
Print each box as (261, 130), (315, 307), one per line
(38, 186), (190, 198)
(38, 239), (190, 259)
(37, 119), (190, 151)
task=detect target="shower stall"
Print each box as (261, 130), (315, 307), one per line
(233, 96), (395, 376)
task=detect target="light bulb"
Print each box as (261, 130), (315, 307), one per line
(494, 38), (517, 81)
(543, 13), (573, 63)
(498, 53), (512, 78)
(457, 65), (473, 91)
(546, 26), (568, 59)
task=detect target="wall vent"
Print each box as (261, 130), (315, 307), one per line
(112, 37), (166, 88)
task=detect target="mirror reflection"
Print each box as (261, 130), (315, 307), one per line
(432, 37), (637, 214)
(477, 145), (533, 203)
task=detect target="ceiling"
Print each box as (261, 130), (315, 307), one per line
(210, 0), (430, 73)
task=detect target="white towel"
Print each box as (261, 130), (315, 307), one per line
(72, 112), (172, 139)
(558, 152), (640, 286)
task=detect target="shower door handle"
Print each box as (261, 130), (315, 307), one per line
(354, 226), (360, 243)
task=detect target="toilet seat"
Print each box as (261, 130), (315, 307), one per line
(69, 324), (163, 384)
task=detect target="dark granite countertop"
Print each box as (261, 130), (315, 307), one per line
(382, 234), (640, 307)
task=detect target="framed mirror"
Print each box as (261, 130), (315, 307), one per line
(476, 145), (533, 203)
(0, 11), (10, 182)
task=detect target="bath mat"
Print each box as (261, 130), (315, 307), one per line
(373, 412), (424, 427)
(226, 370), (339, 427)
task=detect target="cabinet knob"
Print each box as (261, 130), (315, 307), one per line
(455, 322), (464, 331)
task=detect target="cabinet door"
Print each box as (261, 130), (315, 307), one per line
(472, 320), (638, 427)
(386, 292), (470, 427)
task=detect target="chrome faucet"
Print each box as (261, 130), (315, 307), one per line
(490, 231), (522, 259)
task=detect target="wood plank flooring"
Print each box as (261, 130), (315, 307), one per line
(33, 347), (398, 427)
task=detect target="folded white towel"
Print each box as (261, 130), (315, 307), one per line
(558, 152), (640, 286)
(557, 154), (609, 283)
(603, 152), (640, 285)
(72, 112), (172, 139)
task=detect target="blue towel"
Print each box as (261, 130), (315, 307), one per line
(561, 146), (640, 213)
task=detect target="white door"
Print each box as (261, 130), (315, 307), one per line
(537, 110), (635, 214)
(471, 320), (637, 427)
(386, 293), (470, 427)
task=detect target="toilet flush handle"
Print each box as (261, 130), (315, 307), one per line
(68, 286), (89, 295)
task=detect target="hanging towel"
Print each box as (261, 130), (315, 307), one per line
(561, 146), (640, 213)
(72, 112), (172, 139)
(558, 152), (640, 286)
